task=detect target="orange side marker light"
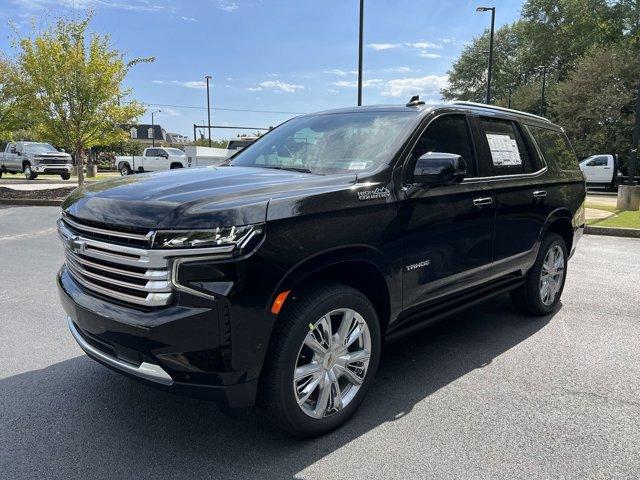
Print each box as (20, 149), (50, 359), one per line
(271, 290), (291, 315)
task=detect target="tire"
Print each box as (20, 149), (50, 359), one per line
(259, 284), (381, 437)
(510, 232), (568, 316)
(0, 170), (3, 179)
(24, 164), (37, 180)
(170, 163), (183, 170)
(119, 163), (132, 176)
(60, 172), (71, 180)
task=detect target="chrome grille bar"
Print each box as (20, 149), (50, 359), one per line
(57, 218), (236, 309)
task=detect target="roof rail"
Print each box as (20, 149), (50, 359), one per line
(449, 101), (551, 123)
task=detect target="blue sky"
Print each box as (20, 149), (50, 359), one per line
(1, 0), (523, 140)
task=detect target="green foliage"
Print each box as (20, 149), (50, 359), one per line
(444, 0), (640, 161)
(0, 58), (24, 138)
(12, 12), (153, 185)
(193, 138), (229, 148)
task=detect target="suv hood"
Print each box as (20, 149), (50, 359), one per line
(62, 166), (357, 229)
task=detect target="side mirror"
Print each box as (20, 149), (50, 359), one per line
(412, 152), (467, 186)
(11, 148), (18, 155)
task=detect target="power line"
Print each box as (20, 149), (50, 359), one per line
(144, 103), (306, 115)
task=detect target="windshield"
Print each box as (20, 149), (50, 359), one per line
(230, 111), (417, 174)
(25, 143), (57, 154)
(165, 148), (185, 156)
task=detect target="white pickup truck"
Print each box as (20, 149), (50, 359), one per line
(116, 147), (188, 175)
(579, 154), (630, 190)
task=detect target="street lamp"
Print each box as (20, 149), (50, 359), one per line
(151, 109), (161, 147)
(357, 0), (364, 106)
(476, 6), (496, 105)
(205, 75), (212, 147)
(537, 66), (548, 116)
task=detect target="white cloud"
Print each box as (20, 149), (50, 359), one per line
(324, 69), (352, 76)
(11, 0), (172, 12)
(249, 80), (304, 93)
(405, 42), (441, 49)
(367, 43), (400, 51)
(381, 75), (449, 97)
(212, 0), (239, 12)
(419, 52), (442, 59)
(382, 66), (412, 73)
(180, 16), (196, 21)
(332, 79), (383, 88)
(152, 80), (208, 89)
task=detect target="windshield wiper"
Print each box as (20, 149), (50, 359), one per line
(261, 165), (314, 174)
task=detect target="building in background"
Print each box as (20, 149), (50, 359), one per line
(128, 124), (167, 146)
(166, 132), (190, 144)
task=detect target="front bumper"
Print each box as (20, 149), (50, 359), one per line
(33, 164), (72, 174)
(58, 267), (259, 408)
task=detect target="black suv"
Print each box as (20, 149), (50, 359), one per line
(57, 100), (585, 437)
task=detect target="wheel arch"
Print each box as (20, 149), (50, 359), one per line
(270, 246), (396, 334)
(170, 162), (183, 169)
(540, 208), (574, 253)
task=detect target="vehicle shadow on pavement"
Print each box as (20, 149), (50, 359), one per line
(0, 295), (555, 480)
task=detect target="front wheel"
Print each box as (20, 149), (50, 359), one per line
(260, 284), (381, 437)
(511, 232), (568, 316)
(60, 172), (71, 180)
(24, 164), (37, 180)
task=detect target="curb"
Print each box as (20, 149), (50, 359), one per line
(585, 225), (640, 238)
(0, 198), (63, 207)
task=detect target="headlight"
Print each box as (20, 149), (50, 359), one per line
(152, 224), (260, 249)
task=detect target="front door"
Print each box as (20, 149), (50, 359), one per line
(401, 113), (495, 313)
(143, 148), (163, 172)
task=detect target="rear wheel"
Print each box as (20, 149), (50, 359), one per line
(119, 163), (132, 176)
(511, 232), (567, 316)
(260, 284), (381, 437)
(24, 164), (37, 180)
(170, 163), (183, 170)
(60, 172), (71, 180)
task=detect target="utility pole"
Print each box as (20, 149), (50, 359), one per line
(357, 0), (364, 106)
(629, 81), (640, 186)
(151, 110), (161, 147)
(205, 75), (212, 147)
(477, 6), (496, 104)
(539, 66), (548, 117)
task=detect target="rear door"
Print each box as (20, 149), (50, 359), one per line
(584, 156), (612, 184)
(401, 113), (495, 312)
(142, 148), (163, 171)
(472, 116), (548, 277)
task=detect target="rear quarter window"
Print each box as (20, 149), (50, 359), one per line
(527, 125), (579, 171)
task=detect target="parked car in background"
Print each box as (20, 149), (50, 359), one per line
(57, 100), (585, 437)
(183, 146), (231, 168)
(0, 141), (73, 180)
(579, 154), (629, 190)
(116, 147), (187, 175)
(226, 137), (259, 152)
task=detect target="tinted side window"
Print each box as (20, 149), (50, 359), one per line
(528, 126), (579, 171)
(146, 148), (159, 156)
(410, 114), (476, 177)
(478, 118), (534, 176)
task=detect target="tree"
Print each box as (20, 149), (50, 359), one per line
(14, 13), (152, 185)
(0, 58), (24, 139)
(551, 45), (640, 160)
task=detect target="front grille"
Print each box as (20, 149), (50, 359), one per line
(58, 217), (172, 308)
(37, 157), (70, 165)
(62, 214), (152, 247)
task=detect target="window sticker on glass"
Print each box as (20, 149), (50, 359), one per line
(486, 133), (522, 166)
(348, 161), (368, 170)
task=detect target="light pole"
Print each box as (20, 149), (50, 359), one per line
(205, 75), (212, 147)
(151, 109), (161, 147)
(537, 66), (548, 116)
(477, 6), (495, 105)
(357, 0), (364, 106)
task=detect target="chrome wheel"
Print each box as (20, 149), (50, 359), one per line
(293, 308), (371, 419)
(539, 244), (565, 306)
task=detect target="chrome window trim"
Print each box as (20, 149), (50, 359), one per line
(462, 166), (548, 184)
(67, 317), (173, 385)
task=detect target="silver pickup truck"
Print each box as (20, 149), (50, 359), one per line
(0, 141), (73, 180)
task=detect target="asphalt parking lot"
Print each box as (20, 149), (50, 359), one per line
(1, 206), (639, 480)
